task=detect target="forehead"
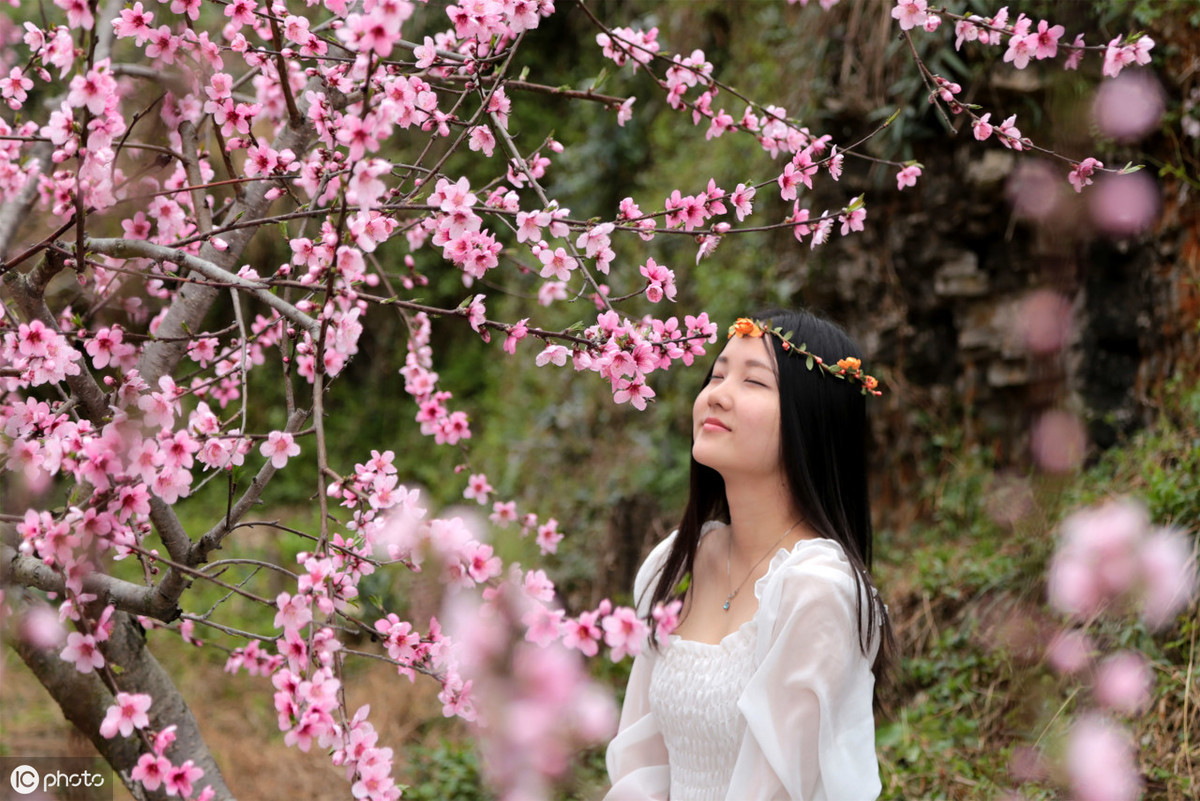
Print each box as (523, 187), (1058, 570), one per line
(715, 334), (777, 372)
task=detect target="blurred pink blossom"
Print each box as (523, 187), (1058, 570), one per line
(1094, 651), (1152, 714)
(1093, 71), (1163, 142)
(1048, 499), (1148, 618)
(1048, 555), (1102, 619)
(1046, 628), (1093, 675)
(18, 605), (66, 650)
(1007, 160), (1063, 221)
(1066, 715), (1142, 801)
(1020, 290), (1072, 354)
(1031, 410), (1086, 474)
(1139, 528), (1198, 629)
(1089, 172), (1159, 238)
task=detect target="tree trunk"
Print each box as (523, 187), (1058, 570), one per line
(12, 613), (236, 800)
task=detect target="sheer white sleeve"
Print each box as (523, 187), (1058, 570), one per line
(604, 534), (676, 800)
(726, 541), (881, 801)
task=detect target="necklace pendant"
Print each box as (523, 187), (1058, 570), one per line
(722, 599), (731, 611)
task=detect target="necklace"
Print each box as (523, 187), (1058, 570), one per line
(723, 520), (802, 611)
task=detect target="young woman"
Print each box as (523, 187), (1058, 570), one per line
(606, 308), (895, 800)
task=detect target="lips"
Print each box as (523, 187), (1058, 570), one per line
(701, 417), (730, 432)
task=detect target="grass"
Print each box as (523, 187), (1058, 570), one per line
(872, 379), (1200, 800)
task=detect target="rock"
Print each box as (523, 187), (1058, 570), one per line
(935, 251), (988, 297)
(966, 150), (1016, 187)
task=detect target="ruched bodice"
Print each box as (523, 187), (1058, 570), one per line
(648, 626), (757, 799)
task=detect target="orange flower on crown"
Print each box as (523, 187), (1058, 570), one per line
(837, 357), (862, 373)
(863, 375), (879, 391)
(728, 318), (764, 338)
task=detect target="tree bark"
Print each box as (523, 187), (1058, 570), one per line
(12, 613), (235, 800)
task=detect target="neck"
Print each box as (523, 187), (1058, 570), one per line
(722, 471), (804, 558)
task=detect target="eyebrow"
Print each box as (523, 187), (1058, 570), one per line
(715, 356), (776, 373)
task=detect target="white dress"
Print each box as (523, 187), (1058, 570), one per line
(605, 528), (881, 801)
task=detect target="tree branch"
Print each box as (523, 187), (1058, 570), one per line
(195, 409), (310, 560)
(83, 238), (320, 336)
(131, 77), (342, 387)
(2, 543), (183, 622)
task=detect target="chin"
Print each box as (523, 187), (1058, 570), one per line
(691, 444), (724, 473)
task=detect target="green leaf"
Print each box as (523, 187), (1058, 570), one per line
(806, 354), (814, 370)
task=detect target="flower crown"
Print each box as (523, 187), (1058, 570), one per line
(727, 318), (882, 396)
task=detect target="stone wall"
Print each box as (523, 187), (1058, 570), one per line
(792, 139), (1198, 518)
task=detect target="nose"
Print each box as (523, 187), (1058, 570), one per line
(702, 379), (731, 410)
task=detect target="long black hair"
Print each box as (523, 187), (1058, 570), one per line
(646, 308), (895, 688)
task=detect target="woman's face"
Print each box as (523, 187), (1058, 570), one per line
(691, 334), (784, 481)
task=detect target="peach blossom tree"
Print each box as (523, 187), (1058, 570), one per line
(0, 0), (1178, 798)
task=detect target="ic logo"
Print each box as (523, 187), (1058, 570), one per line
(9, 764), (40, 795)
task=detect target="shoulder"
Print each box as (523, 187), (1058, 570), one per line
(756, 538), (860, 617)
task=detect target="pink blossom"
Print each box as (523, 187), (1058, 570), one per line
(260, 431), (301, 469)
(0, 68), (34, 109)
(99, 692), (153, 738)
(1003, 33), (1037, 70)
(730, 182), (755, 220)
(777, 162), (802, 202)
(972, 112), (993, 141)
(1032, 19), (1065, 60)
(890, 0), (928, 32)
(18, 606), (66, 650)
(652, 599), (684, 643)
(1068, 158), (1103, 193)
(464, 542), (502, 584)
(995, 114), (1024, 150)
(602, 606), (648, 661)
(522, 569), (555, 602)
(164, 759), (204, 798)
(1103, 37), (1135, 79)
(538, 247), (577, 281)
(523, 603), (565, 646)
(131, 753), (171, 791)
(60, 631), (105, 673)
(896, 164), (922, 190)
(468, 125), (495, 157)
(535, 518), (564, 555)
(463, 473), (493, 505)
(490, 501), (518, 527)
(839, 206), (866, 236)
(613, 377), (655, 410)
(465, 293), (487, 336)
(1065, 34), (1086, 70)
(562, 610), (603, 656)
(535, 343), (570, 366)
(274, 592), (313, 634)
(55, 0), (94, 30)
